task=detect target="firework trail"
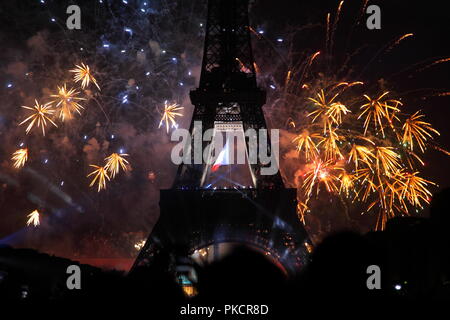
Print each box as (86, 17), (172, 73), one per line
(386, 33), (414, 53)
(330, 1), (344, 54)
(418, 57), (450, 72)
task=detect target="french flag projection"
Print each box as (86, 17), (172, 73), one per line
(212, 139), (231, 172)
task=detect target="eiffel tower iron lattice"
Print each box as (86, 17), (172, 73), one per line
(132, 0), (311, 277)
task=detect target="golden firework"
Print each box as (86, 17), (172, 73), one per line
(317, 128), (344, 161)
(348, 144), (374, 169)
(293, 130), (320, 161)
(104, 153), (129, 178)
(402, 111), (440, 152)
(26, 210), (40, 227)
(19, 100), (58, 136)
(325, 100), (351, 125)
(395, 170), (435, 208)
(11, 148), (28, 169)
(281, 6), (446, 230)
(339, 170), (355, 197)
(70, 63), (100, 90)
(358, 92), (401, 136)
(303, 159), (340, 197)
(354, 167), (378, 202)
(87, 165), (110, 192)
(374, 146), (401, 176)
(297, 87), (441, 230)
(159, 101), (184, 133)
(50, 84), (85, 121)
(297, 201), (309, 224)
(308, 89), (346, 131)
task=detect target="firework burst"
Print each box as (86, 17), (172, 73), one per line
(26, 210), (40, 227)
(104, 153), (129, 178)
(19, 100), (58, 136)
(87, 165), (110, 192)
(373, 146), (401, 176)
(402, 111), (440, 152)
(358, 92), (401, 137)
(317, 128), (344, 161)
(159, 101), (184, 133)
(70, 63), (100, 90)
(50, 84), (86, 121)
(293, 130), (320, 161)
(395, 170), (435, 208)
(303, 159), (341, 197)
(308, 89), (346, 131)
(339, 170), (355, 197)
(289, 82), (442, 230)
(348, 144), (374, 169)
(11, 148), (28, 169)
(274, 17), (445, 229)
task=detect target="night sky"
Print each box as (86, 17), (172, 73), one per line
(0, 0), (448, 270)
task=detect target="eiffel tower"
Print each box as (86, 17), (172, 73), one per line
(132, 0), (311, 278)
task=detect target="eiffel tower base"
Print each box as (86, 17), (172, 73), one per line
(132, 188), (310, 276)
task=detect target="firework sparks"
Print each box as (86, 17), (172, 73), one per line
(358, 92), (401, 137)
(293, 130), (320, 161)
(419, 57), (450, 72)
(11, 148), (28, 169)
(19, 100), (58, 136)
(395, 170), (435, 208)
(330, 0), (344, 52)
(308, 89), (347, 131)
(325, 100), (351, 125)
(159, 101), (184, 133)
(325, 13), (331, 50)
(252, 3), (447, 231)
(402, 111), (440, 152)
(297, 201), (309, 224)
(87, 165), (110, 192)
(310, 51), (321, 65)
(387, 33), (414, 52)
(339, 170), (355, 197)
(285, 70), (292, 86)
(26, 210), (40, 227)
(70, 63), (100, 90)
(317, 128), (344, 161)
(303, 159), (340, 197)
(291, 83), (441, 230)
(354, 167), (377, 202)
(348, 144), (374, 169)
(374, 146), (401, 176)
(104, 153), (129, 178)
(50, 84), (85, 121)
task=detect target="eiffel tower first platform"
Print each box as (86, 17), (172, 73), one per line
(132, 0), (311, 277)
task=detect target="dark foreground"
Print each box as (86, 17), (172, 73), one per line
(1, 189), (449, 316)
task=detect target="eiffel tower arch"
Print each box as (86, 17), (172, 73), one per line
(133, 0), (311, 279)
